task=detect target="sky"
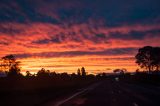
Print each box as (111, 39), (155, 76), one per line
(0, 0), (160, 74)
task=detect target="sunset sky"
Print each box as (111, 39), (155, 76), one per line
(0, 0), (160, 74)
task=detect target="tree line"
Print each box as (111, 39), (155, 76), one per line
(0, 54), (89, 78)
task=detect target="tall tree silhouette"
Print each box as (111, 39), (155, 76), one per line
(1, 55), (21, 77)
(135, 46), (154, 72)
(135, 46), (160, 72)
(81, 67), (86, 76)
(77, 68), (81, 76)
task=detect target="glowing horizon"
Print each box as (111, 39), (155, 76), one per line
(17, 55), (137, 74)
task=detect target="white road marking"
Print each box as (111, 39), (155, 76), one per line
(52, 83), (100, 106)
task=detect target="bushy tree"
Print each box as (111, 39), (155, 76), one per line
(37, 68), (50, 77)
(135, 46), (160, 72)
(113, 68), (127, 74)
(26, 71), (32, 77)
(1, 55), (21, 77)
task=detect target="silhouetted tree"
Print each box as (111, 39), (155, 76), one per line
(60, 72), (69, 79)
(135, 46), (154, 72)
(113, 68), (127, 74)
(1, 55), (21, 77)
(1, 55), (15, 70)
(77, 68), (81, 76)
(135, 69), (140, 73)
(26, 71), (32, 77)
(135, 46), (160, 72)
(81, 67), (86, 76)
(71, 73), (76, 77)
(37, 68), (50, 77)
(7, 66), (21, 77)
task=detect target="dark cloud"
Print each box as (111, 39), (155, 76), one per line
(0, 41), (9, 45)
(95, 33), (106, 38)
(15, 47), (137, 58)
(32, 39), (50, 44)
(89, 57), (134, 61)
(30, 27), (160, 45)
(0, 24), (23, 35)
(0, 0), (59, 23)
(32, 34), (66, 44)
(0, 0), (160, 26)
(109, 29), (160, 40)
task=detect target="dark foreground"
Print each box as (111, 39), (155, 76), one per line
(46, 79), (160, 106)
(0, 74), (160, 106)
(0, 76), (96, 106)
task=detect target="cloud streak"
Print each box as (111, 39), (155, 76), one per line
(14, 47), (137, 59)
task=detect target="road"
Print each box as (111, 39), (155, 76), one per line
(45, 79), (160, 106)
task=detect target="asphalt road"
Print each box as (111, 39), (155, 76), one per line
(46, 79), (160, 106)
